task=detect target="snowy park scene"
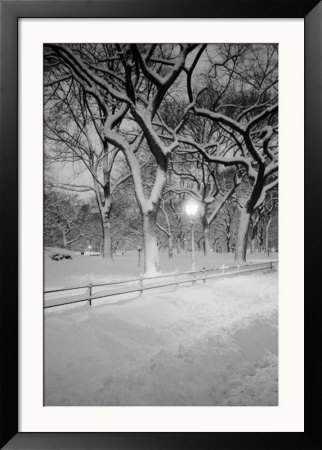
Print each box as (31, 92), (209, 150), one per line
(44, 43), (278, 406)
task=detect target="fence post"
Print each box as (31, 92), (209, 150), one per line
(221, 264), (225, 274)
(203, 267), (206, 284)
(139, 275), (143, 295)
(270, 261), (273, 271)
(237, 264), (240, 272)
(192, 270), (197, 285)
(175, 270), (179, 289)
(88, 283), (92, 306)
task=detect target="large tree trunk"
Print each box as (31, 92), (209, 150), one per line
(213, 237), (219, 253)
(128, 159), (167, 275)
(203, 224), (210, 256)
(226, 237), (230, 253)
(168, 235), (173, 259)
(62, 231), (68, 249)
(102, 216), (113, 259)
(235, 169), (266, 262)
(101, 139), (113, 260)
(176, 236), (181, 254)
(251, 237), (255, 254)
(265, 215), (272, 253)
(202, 216), (211, 256)
(235, 207), (251, 263)
(142, 210), (160, 275)
(204, 232), (210, 255)
(100, 197), (113, 259)
(250, 225), (257, 254)
(258, 229), (264, 253)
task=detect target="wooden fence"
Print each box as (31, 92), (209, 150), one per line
(44, 260), (278, 313)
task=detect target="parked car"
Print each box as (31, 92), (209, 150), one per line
(50, 253), (72, 261)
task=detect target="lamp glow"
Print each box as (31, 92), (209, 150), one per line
(185, 198), (200, 217)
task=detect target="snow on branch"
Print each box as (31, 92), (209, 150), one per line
(177, 137), (254, 175)
(254, 178), (278, 210)
(50, 183), (95, 193)
(193, 107), (246, 135)
(48, 44), (133, 108)
(131, 44), (164, 87)
(44, 74), (71, 87)
(246, 103), (278, 133)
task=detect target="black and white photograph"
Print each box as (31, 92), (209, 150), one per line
(43, 43), (278, 407)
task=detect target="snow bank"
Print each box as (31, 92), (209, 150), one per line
(44, 273), (278, 406)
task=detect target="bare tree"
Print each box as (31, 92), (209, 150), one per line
(44, 191), (87, 249)
(44, 77), (140, 259)
(44, 43), (204, 274)
(110, 184), (144, 253)
(248, 190), (278, 254)
(177, 44), (278, 262)
(170, 151), (243, 255)
(215, 198), (239, 253)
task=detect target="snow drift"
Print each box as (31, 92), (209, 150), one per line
(44, 272), (278, 406)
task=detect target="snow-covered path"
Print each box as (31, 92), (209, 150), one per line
(44, 273), (278, 406)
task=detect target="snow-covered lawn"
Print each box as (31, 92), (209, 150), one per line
(44, 247), (277, 290)
(44, 272), (278, 406)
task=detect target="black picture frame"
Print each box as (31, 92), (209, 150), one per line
(1, 0), (321, 448)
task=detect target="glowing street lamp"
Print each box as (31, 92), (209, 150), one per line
(185, 198), (200, 217)
(88, 245), (92, 254)
(184, 198), (201, 271)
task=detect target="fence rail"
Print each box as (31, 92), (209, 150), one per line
(44, 260), (278, 313)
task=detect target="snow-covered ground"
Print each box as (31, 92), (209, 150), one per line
(44, 272), (278, 406)
(44, 247), (277, 290)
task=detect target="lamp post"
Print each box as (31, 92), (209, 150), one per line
(185, 198), (200, 271)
